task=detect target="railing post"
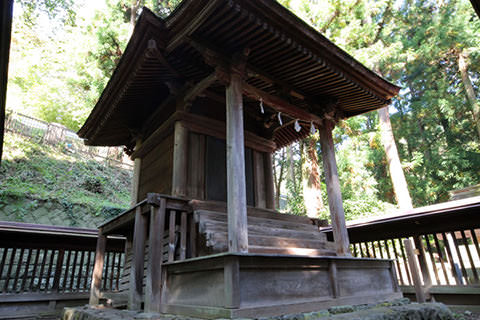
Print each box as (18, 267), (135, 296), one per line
(128, 206), (148, 310)
(404, 239), (426, 303)
(145, 199), (166, 314)
(89, 229), (106, 305)
(413, 235), (432, 298)
(51, 249), (65, 292)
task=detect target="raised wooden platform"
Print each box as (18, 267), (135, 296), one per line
(161, 253), (402, 319)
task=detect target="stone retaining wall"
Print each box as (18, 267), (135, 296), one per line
(63, 300), (454, 320)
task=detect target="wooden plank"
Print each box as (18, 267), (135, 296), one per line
(413, 235), (433, 287)
(70, 250), (79, 291)
(75, 250), (85, 291)
(404, 239), (426, 302)
(45, 248), (55, 290)
(12, 248), (24, 292)
(172, 121), (188, 197)
(226, 70), (248, 253)
(253, 151), (266, 208)
(83, 251), (92, 290)
(442, 232), (463, 285)
(189, 215), (197, 258)
(318, 120), (349, 256)
(20, 248), (32, 292)
(187, 132), (205, 199)
(29, 249), (40, 291)
(180, 212), (187, 260)
(128, 207), (148, 310)
(460, 230), (479, 282)
(63, 250), (72, 291)
(51, 249), (64, 291)
(145, 200), (166, 313)
(263, 152), (275, 210)
(328, 260), (339, 298)
(224, 255), (240, 308)
(89, 230), (106, 305)
(36, 249), (47, 292)
(168, 211), (177, 262)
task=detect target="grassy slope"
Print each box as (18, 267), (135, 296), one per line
(0, 132), (132, 217)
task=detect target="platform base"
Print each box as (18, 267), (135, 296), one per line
(161, 253), (403, 319)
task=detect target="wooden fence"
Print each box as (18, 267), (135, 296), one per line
(326, 197), (480, 307)
(4, 110), (133, 169)
(0, 221), (125, 318)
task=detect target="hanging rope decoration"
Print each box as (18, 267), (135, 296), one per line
(277, 112), (283, 126)
(259, 98), (265, 114)
(294, 119), (301, 132)
(310, 121), (317, 135)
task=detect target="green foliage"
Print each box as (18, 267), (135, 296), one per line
(0, 132), (132, 215)
(277, 0), (480, 219)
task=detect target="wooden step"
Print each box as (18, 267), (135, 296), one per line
(198, 221), (326, 241)
(205, 232), (333, 250)
(249, 245), (336, 256)
(189, 199), (327, 226)
(195, 210), (319, 233)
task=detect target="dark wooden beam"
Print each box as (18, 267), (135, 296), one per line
(242, 82), (323, 123)
(146, 40), (183, 79)
(0, 0), (13, 163)
(183, 72), (217, 104)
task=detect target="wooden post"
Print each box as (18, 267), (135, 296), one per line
(404, 239), (426, 303)
(413, 236), (432, 296)
(131, 140), (142, 207)
(145, 199), (166, 313)
(226, 67), (248, 253)
(318, 120), (350, 256)
(89, 229), (106, 305)
(253, 151), (266, 208)
(172, 121), (188, 197)
(264, 152), (275, 210)
(128, 206), (148, 310)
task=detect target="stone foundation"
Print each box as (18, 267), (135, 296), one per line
(63, 300), (454, 320)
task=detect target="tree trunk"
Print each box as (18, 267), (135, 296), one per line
(301, 137), (326, 218)
(458, 50), (480, 141)
(287, 145), (297, 192)
(378, 107), (413, 210)
(273, 149), (286, 210)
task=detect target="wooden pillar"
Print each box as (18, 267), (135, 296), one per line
(145, 199), (166, 313)
(253, 151), (266, 208)
(318, 120), (350, 256)
(263, 152), (275, 210)
(128, 206), (148, 310)
(172, 121), (188, 197)
(89, 229), (106, 305)
(226, 70), (248, 253)
(131, 140), (142, 206)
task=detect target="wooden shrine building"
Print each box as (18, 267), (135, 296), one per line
(78, 0), (402, 318)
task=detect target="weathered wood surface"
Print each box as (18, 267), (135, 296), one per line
(226, 70), (248, 253)
(253, 151), (267, 208)
(162, 253), (401, 319)
(172, 121), (188, 197)
(89, 230), (106, 305)
(404, 239), (426, 303)
(263, 152), (275, 210)
(128, 207), (148, 310)
(145, 201), (166, 313)
(187, 132), (206, 199)
(319, 121), (350, 256)
(195, 210), (335, 256)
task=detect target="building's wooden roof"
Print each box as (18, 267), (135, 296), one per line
(79, 0), (400, 148)
(471, 0), (480, 18)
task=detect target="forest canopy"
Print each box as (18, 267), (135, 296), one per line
(5, 0), (480, 221)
